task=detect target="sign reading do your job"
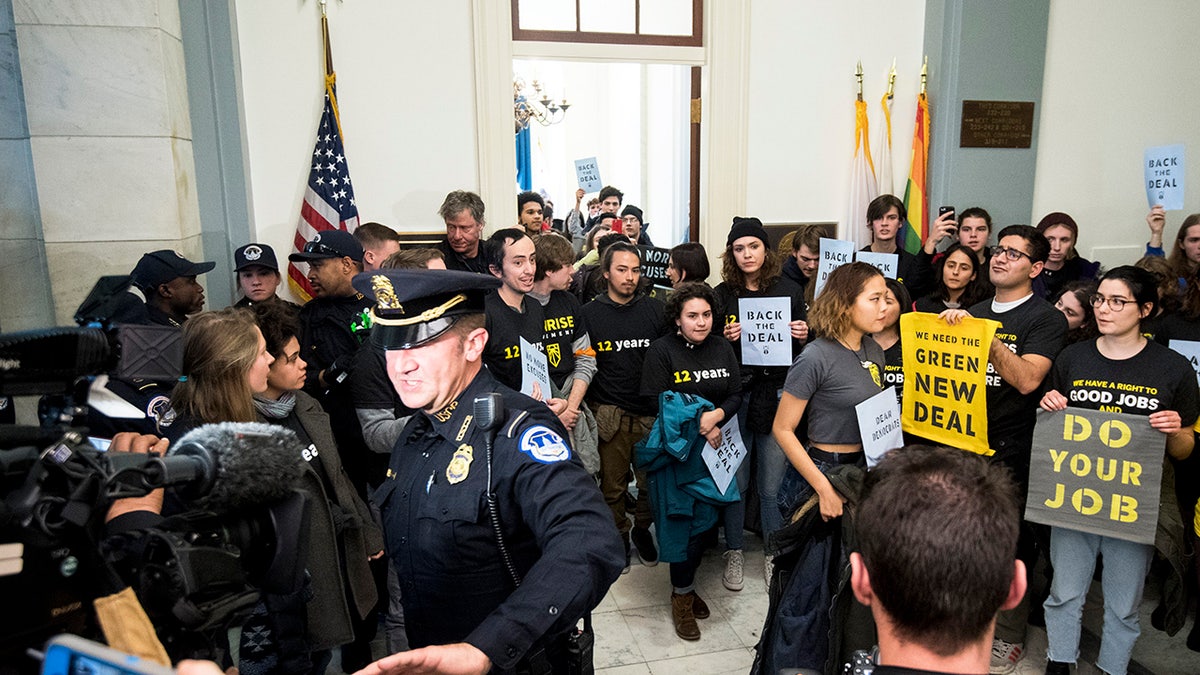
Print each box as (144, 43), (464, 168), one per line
(1026, 408), (1163, 545)
(900, 313), (998, 455)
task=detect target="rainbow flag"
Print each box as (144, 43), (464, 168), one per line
(900, 92), (929, 254)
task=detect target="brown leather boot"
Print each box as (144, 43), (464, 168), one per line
(692, 592), (710, 620)
(671, 592), (701, 640)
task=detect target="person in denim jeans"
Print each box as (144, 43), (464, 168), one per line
(712, 217), (808, 551)
(773, 263), (889, 523)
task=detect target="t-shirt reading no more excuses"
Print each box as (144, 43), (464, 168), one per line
(782, 336), (885, 445)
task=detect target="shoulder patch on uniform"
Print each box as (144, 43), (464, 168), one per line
(146, 395), (175, 427)
(518, 425), (571, 464)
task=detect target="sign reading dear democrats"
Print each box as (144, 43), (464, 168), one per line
(1026, 408), (1164, 545)
(900, 312), (998, 455)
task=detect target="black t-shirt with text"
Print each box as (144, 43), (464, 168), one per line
(483, 291), (546, 391)
(969, 295), (1067, 456)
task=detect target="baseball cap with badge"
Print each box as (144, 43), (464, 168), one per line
(288, 230), (364, 263)
(234, 243), (280, 272)
(131, 250), (216, 291)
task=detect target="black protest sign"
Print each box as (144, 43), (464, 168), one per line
(1026, 408), (1164, 545)
(638, 245), (672, 287)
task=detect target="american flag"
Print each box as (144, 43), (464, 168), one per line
(289, 74), (359, 301)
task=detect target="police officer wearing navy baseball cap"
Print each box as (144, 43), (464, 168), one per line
(354, 268), (623, 674)
(130, 249), (216, 326)
(232, 242), (298, 309)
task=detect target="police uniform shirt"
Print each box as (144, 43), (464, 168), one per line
(581, 293), (668, 416)
(1048, 339), (1200, 425)
(640, 332), (742, 421)
(483, 291), (547, 391)
(298, 293), (372, 392)
(969, 295), (1067, 460)
(375, 368), (623, 669)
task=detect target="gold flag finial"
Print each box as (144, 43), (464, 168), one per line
(855, 60), (864, 101)
(886, 58), (897, 99)
(920, 55), (928, 96)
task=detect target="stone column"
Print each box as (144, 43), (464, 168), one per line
(0, 0), (53, 331)
(14, 0), (202, 325)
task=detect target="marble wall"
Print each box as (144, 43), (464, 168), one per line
(13, 0), (203, 326)
(0, 0), (53, 331)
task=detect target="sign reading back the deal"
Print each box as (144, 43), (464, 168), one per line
(702, 414), (748, 495)
(854, 251), (898, 279)
(1144, 144), (1185, 211)
(1026, 408), (1164, 545)
(575, 157), (603, 193)
(900, 312), (998, 455)
(637, 246), (672, 287)
(815, 238), (856, 298)
(738, 297), (791, 367)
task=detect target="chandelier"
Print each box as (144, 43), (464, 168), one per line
(513, 76), (570, 134)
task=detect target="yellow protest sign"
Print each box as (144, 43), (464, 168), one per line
(900, 312), (999, 455)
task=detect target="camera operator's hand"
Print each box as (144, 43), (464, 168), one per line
(176, 660), (233, 675)
(354, 643), (490, 675)
(104, 432), (169, 522)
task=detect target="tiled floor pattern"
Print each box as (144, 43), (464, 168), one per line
(594, 535), (1200, 675)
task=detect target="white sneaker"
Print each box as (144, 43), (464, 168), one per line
(988, 638), (1023, 674)
(722, 549), (744, 591)
(763, 554), (775, 590)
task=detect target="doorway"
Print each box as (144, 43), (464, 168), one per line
(514, 59), (693, 248)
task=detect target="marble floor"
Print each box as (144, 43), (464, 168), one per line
(592, 533), (1200, 675)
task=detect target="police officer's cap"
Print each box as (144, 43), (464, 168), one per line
(352, 269), (500, 349)
(288, 230), (364, 263)
(234, 243), (280, 272)
(131, 250), (216, 290)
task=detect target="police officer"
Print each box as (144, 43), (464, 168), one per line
(354, 269), (623, 675)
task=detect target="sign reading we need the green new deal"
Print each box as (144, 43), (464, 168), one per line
(1026, 408), (1164, 545)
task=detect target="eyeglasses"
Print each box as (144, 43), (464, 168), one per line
(1090, 294), (1132, 311)
(991, 246), (1032, 262)
(304, 241), (344, 257)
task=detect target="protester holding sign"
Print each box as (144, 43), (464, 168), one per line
(1037, 266), (1199, 675)
(713, 217), (808, 547)
(931, 224), (1068, 672)
(1144, 208), (1200, 286)
(639, 282), (744, 639)
(773, 262), (887, 522)
(860, 194), (932, 299)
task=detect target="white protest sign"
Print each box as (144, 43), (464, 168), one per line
(1168, 339), (1200, 387)
(1145, 144), (1185, 210)
(738, 296), (791, 366)
(574, 157), (603, 193)
(856, 387), (904, 468)
(702, 414), (748, 495)
(519, 337), (553, 400)
(855, 251), (898, 279)
(815, 238), (856, 298)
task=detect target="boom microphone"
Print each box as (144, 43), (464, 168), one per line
(168, 422), (305, 511)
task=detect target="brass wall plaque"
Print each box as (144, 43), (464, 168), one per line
(960, 100), (1035, 148)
